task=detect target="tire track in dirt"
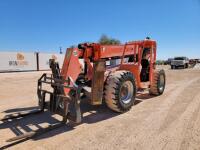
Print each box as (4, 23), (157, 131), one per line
(179, 92), (200, 150)
(126, 77), (200, 150)
(159, 78), (200, 132)
(155, 89), (200, 150)
(142, 79), (200, 150)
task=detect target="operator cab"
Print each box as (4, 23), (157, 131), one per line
(140, 48), (150, 82)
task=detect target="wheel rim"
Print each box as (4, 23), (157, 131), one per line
(159, 74), (165, 91)
(120, 81), (134, 104)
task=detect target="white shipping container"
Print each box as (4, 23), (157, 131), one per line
(38, 53), (64, 70)
(0, 52), (37, 72)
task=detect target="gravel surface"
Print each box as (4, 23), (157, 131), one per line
(194, 63), (200, 69)
(0, 67), (200, 150)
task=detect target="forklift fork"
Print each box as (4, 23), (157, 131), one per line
(0, 59), (82, 143)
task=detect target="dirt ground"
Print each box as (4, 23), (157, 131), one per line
(0, 66), (200, 150)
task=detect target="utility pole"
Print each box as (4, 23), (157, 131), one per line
(59, 47), (62, 54)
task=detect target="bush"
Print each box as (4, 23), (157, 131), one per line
(99, 34), (121, 45)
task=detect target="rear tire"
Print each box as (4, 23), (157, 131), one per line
(149, 69), (166, 96)
(104, 71), (136, 112)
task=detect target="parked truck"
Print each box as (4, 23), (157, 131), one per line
(171, 57), (189, 69)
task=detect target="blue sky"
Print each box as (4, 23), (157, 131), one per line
(0, 0), (199, 59)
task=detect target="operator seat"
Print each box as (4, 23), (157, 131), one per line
(140, 48), (150, 82)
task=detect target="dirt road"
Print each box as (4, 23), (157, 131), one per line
(0, 67), (200, 150)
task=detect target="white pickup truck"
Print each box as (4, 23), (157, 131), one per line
(171, 57), (189, 69)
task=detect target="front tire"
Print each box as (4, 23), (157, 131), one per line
(104, 71), (136, 112)
(149, 69), (166, 96)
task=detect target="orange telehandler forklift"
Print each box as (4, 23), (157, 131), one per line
(1, 38), (165, 143)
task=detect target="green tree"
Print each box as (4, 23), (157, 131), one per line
(99, 34), (121, 45)
(69, 45), (77, 48)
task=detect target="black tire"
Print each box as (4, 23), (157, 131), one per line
(185, 63), (188, 68)
(149, 69), (166, 96)
(104, 71), (136, 112)
(171, 65), (176, 69)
